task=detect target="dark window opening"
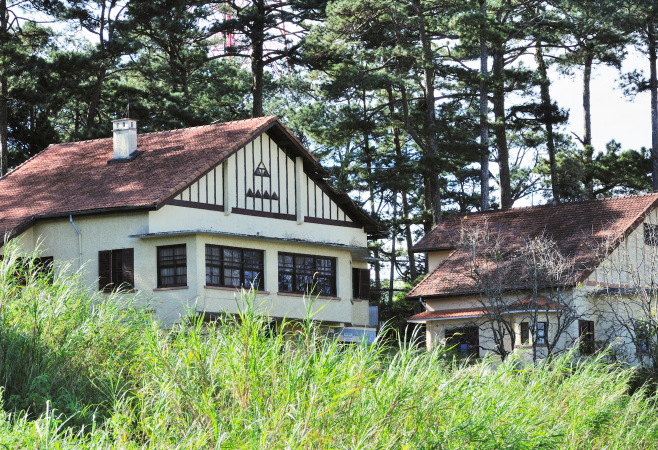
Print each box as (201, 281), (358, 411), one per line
(157, 245), (187, 288)
(352, 268), (371, 300)
(579, 320), (595, 355)
(520, 322), (530, 345)
(205, 245), (263, 290)
(278, 253), (336, 297)
(635, 321), (651, 354)
(445, 326), (479, 357)
(99, 249), (134, 292)
(645, 224), (658, 246)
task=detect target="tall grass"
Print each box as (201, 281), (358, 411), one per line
(0, 243), (656, 449)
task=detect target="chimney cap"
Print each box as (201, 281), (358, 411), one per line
(112, 118), (137, 131)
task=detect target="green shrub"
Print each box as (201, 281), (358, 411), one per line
(0, 243), (657, 448)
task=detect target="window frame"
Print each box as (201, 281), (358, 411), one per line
(99, 249), (134, 292)
(578, 320), (595, 355)
(536, 321), (548, 345)
(445, 326), (479, 357)
(278, 252), (337, 297)
(205, 244), (264, 290)
(157, 244), (187, 288)
(520, 322), (530, 345)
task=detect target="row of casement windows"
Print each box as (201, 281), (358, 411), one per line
(446, 320), (598, 357)
(99, 244), (371, 299)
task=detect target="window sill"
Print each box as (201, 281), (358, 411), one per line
(153, 286), (189, 291)
(277, 292), (341, 301)
(515, 344), (547, 349)
(351, 298), (366, 302)
(204, 285), (270, 294)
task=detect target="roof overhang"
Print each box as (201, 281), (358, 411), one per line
(128, 229), (371, 261)
(407, 309), (561, 323)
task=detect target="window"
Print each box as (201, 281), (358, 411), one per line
(645, 224), (658, 246)
(352, 268), (371, 300)
(278, 253), (337, 297)
(205, 245), (264, 289)
(579, 320), (595, 355)
(536, 322), (548, 345)
(157, 245), (187, 288)
(445, 327), (479, 357)
(635, 320), (651, 354)
(99, 249), (134, 292)
(520, 322), (530, 345)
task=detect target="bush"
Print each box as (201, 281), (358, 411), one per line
(0, 243), (657, 448)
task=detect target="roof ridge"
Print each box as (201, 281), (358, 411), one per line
(46, 116), (278, 149)
(449, 192), (658, 219)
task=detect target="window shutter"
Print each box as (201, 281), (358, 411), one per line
(352, 268), (360, 299)
(98, 250), (112, 292)
(359, 268), (370, 300)
(122, 248), (134, 290)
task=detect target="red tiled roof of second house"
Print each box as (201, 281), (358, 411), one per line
(0, 116), (381, 240)
(408, 194), (658, 298)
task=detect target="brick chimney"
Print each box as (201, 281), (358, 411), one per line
(111, 118), (138, 160)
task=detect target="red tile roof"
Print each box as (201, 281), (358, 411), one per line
(408, 194), (658, 298)
(0, 116), (380, 240)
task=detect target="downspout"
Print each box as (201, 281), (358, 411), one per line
(70, 215), (82, 269)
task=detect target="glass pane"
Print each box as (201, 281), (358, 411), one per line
(206, 266), (220, 285)
(278, 273), (293, 292)
(278, 254), (294, 272)
(245, 270), (261, 289)
(295, 274), (315, 293)
(315, 276), (335, 296)
(315, 258), (334, 276)
(223, 248), (242, 264)
(244, 250), (263, 266)
(224, 268), (241, 287)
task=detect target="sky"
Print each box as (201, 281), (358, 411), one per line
(513, 49), (651, 207)
(550, 50), (651, 154)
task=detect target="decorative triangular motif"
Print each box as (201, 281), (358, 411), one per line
(271, 192), (279, 201)
(254, 190), (262, 198)
(246, 188), (254, 197)
(263, 190), (271, 199)
(254, 161), (270, 177)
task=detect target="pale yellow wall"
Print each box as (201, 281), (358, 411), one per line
(587, 208), (658, 287)
(426, 311), (571, 359)
(149, 204), (367, 248)
(426, 250), (453, 273)
(8, 209), (370, 328)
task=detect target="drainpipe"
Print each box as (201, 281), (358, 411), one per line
(69, 215), (82, 268)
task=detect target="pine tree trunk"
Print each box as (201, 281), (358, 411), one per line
(387, 86), (417, 281)
(583, 53), (593, 148)
(0, 0), (7, 176)
(479, 0), (489, 211)
(402, 192), (417, 281)
(423, 177), (433, 234)
(535, 42), (560, 203)
(251, 0), (265, 118)
(86, 67), (106, 128)
(582, 52), (594, 199)
(649, 26), (658, 192)
(492, 47), (511, 209)
(389, 200), (397, 307)
(413, 0), (441, 225)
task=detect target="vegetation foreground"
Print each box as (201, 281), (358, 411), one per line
(0, 249), (657, 449)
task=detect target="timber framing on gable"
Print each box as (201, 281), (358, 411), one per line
(161, 121), (381, 235)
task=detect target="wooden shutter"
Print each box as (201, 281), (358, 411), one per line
(352, 268), (360, 299)
(122, 248), (134, 290)
(359, 268), (370, 300)
(98, 250), (112, 292)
